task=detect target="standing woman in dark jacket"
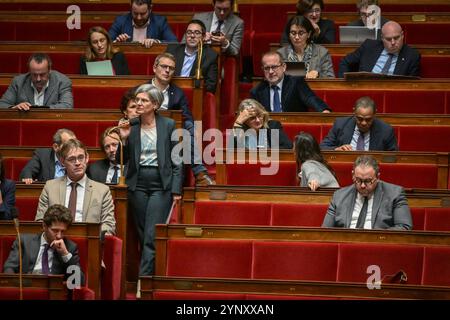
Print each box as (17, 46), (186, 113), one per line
(0, 153), (16, 220)
(282, 0), (336, 45)
(80, 26), (130, 75)
(119, 84), (182, 276)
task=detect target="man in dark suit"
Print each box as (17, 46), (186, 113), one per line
(250, 51), (331, 113)
(19, 128), (77, 184)
(322, 155), (412, 230)
(87, 127), (126, 184)
(109, 0), (177, 48)
(320, 96), (398, 151)
(3, 204), (85, 284)
(0, 53), (73, 110)
(150, 53), (215, 186)
(338, 21), (420, 77)
(166, 19), (219, 93)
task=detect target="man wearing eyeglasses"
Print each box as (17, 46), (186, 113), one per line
(322, 155), (412, 230)
(250, 51), (331, 113)
(166, 20), (219, 93)
(320, 96), (398, 151)
(348, 0), (389, 32)
(109, 0), (177, 48)
(35, 139), (116, 236)
(338, 20), (420, 77)
(192, 0), (244, 56)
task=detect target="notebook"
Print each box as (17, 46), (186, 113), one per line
(85, 60), (114, 76)
(284, 61), (306, 77)
(339, 26), (377, 44)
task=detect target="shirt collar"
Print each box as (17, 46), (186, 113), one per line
(31, 80), (49, 93)
(151, 78), (169, 93)
(67, 174), (87, 188)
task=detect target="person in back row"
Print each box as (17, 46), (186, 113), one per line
(348, 0), (389, 32)
(294, 132), (339, 191)
(109, 0), (177, 48)
(35, 139), (116, 236)
(20, 128), (77, 184)
(320, 96), (398, 151)
(251, 51), (331, 113)
(0, 53), (73, 110)
(322, 155), (412, 230)
(80, 26), (130, 75)
(0, 153), (16, 220)
(338, 21), (420, 77)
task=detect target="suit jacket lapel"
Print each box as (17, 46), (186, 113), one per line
(345, 187), (358, 227)
(155, 114), (165, 163)
(206, 12), (214, 31)
(60, 176), (67, 204)
(281, 77), (292, 111)
(25, 77), (35, 104)
(43, 73), (55, 106)
(28, 234), (42, 272)
(82, 178), (93, 220)
(175, 46), (185, 75)
(371, 182), (383, 227)
(343, 118), (357, 145)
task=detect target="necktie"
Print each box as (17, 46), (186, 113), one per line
(215, 20), (224, 33)
(356, 131), (365, 151)
(271, 85), (281, 112)
(68, 182), (78, 219)
(41, 244), (50, 275)
(111, 166), (119, 184)
(356, 197), (369, 229)
(381, 53), (394, 74)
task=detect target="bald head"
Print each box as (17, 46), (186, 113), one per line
(381, 21), (404, 54)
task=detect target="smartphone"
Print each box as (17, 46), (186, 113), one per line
(211, 31), (223, 37)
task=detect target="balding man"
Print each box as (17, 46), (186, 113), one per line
(338, 21), (420, 77)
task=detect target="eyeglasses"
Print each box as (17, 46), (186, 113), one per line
(289, 30), (308, 38)
(360, 10), (375, 18)
(306, 8), (321, 14)
(65, 154), (86, 164)
(354, 177), (377, 186)
(262, 64), (283, 72)
(355, 116), (374, 123)
(186, 30), (203, 37)
(135, 97), (151, 104)
(158, 64), (175, 72)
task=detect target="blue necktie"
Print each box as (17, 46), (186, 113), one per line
(41, 244), (50, 274)
(111, 166), (119, 184)
(381, 53), (394, 74)
(271, 85), (281, 112)
(356, 131), (365, 151)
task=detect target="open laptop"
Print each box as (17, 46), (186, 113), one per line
(339, 26), (377, 44)
(284, 61), (306, 77)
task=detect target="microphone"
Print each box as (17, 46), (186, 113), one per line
(105, 125), (128, 186)
(11, 207), (23, 300)
(194, 37), (203, 89)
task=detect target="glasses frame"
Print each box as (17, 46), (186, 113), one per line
(262, 64), (283, 72)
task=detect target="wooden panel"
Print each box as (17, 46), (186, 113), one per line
(0, 274), (67, 300)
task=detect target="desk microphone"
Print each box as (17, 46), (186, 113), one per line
(11, 207), (23, 300)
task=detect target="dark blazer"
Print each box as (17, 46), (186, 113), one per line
(87, 158), (128, 184)
(19, 148), (57, 182)
(322, 181), (413, 230)
(250, 74), (331, 112)
(233, 120), (293, 149)
(281, 18), (336, 44)
(338, 39), (421, 77)
(108, 12), (177, 42)
(3, 233), (85, 284)
(320, 116), (398, 151)
(80, 52), (130, 75)
(166, 43), (219, 93)
(121, 115), (183, 194)
(0, 179), (16, 220)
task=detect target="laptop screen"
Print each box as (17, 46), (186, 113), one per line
(339, 26), (377, 44)
(284, 61), (306, 77)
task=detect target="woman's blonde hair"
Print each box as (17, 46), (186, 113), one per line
(85, 26), (119, 61)
(237, 99), (270, 129)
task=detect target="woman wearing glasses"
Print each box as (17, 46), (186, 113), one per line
(282, 0), (335, 45)
(80, 26), (130, 75)
(294, 132), (339, 191)
(231, 99), (293, 149)
(278, 15), (335, 78)
(119, 83), (182, 276)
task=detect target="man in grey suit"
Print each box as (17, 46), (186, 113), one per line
(191, 0), (244, 56)
(20, 128), (76, 184)
(322, 155), (412, 230)
(4, 204), (84, 285)
(0, 53), (73, 110)
(35, 139), (116, 236)
(320, 96), (398, 151)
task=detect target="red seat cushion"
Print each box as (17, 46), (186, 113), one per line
(424, 208), (450, 232)
(272, 203), (328, 227)
(422, 247), (450, 287)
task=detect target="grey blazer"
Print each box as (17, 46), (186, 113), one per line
(322, 181), (413, 230)
(0, 70), (73, 109)
(35, 176), (116, 235)
(191, 11), (244, 56)
(277, 43), (335, 78)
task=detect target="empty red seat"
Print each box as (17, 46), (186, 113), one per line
(424, 208), (450, 232)
(422, 246), (450, 287)
(271, 203), (328, 227)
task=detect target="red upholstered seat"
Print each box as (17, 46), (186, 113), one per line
(101, 235), (123, 300)
(421, 56), (450, 78)
(323, 91), (384, 113)
(225, 162), (297, 186)
(337, 243), (424, 285)
(0, 288), (51, 300)
(410, 208), (425, 231)
(8, 158), (29, 181)
(0, 236), (15, 267)
(282, 123), (322, 142)
(422, 246), (450, 287)
(166, 239), (253, 278)
(15, 198), (39, 221)
(0, 120), (21, 146)
(153, 291), (246, 300)
(271, 203), (328, 227)
(424, 208), (450, 232)
(385, 91), (446, 114)
(252, 241), (339, 281)
(194, 201), (272, 226)
(252, 32), (281, 77)
(398, 126), (450, 152)
(246, 294), (338, 300)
